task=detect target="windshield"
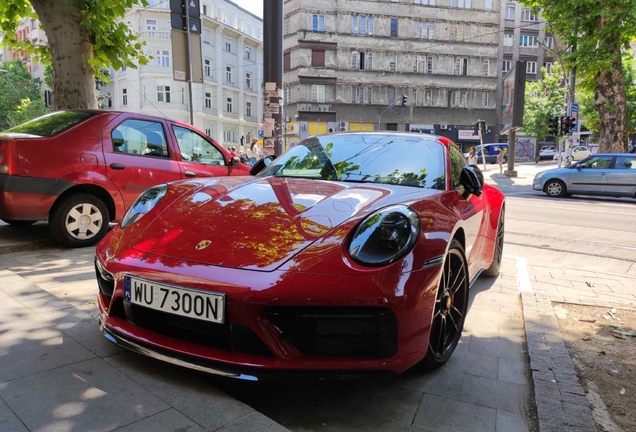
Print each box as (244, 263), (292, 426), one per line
(2, 111), (95, 137)
(259, 133), (447, 190)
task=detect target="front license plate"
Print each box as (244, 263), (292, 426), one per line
(124, 276), (225, 324)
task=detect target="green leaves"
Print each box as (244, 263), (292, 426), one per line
(521, 65), (568, 139)
(0, 60), (46, 130)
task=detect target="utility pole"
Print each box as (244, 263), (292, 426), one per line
(263, 0), (284, 156)
(185, 5), (194, 125)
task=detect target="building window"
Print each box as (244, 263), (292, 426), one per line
(156, 50), (170, 67)
(146, 19), (157, 31)
(122, 88), (128, 106)
(205, 92), (212, 108)
(505, 5), (515, 19)
(245, 45), (251, 60)
(389, 88), (396, 104)
(351, 52), (358, 70)
(526, 61), (537, 74)
(519, 35), (538, 47)
(521, 8), (538, 21)
(390, 19), (398, 37)
(226, 66), (233, 83)
(157, 85), (171, 103)
(543, 62), (553, 74)
(312, 14), (325, 32)
(502, 60), (511, 72)
(205, 128), (212, 137)
(352, 16), (374, 35)
(202, 4), (208, 15)
(414, 21), (434, 40)
(246, 101), (252, 117)
(389, 55), (397, 72)
(425, 90), (433, 106)
(451, 0), (472, 8)
(203, 28), (211, 44)
(284, 87), (291, 105)
(312, 50), (325, 67)
(311, 85), (325, 102)
(246, 72), (252, 89)
(225, 37), (232, 52)
(484, 0), (492, 10)
(482, 60), (490, 76)
(504, 33), (514, 46)
(284, 17), (291, 35)
(482, 92), (489, 107)
(181, 87), (185, 104)
(226, 97), (233, 112)
(453, 57), (467, 75)
(413, 0), (437, 4)
(544, 36), (554, 49)
(204, 59), (211, 77)
(352, 51), (373, 70)
(284, 52), (291, 70)
(427, 56), (433, 73)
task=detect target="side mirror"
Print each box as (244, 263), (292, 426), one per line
(459, 165), (484, 198)
(249, 155), (275, 176)
(229, 156), (240, 166)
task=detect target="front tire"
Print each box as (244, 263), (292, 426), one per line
(419, 239), (469, 371)
(545, 179), (567, 198)
(1, 218), (36, 226)
(49, 193), (110, 248)
(483, 207), (505, 277)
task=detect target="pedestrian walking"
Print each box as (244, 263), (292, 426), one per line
(497, 146), (506, 173)
(249, 138), (261, 165)
(466, 146), (478, 166)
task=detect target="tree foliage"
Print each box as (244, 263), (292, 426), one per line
(0, 59), (46, 130)
(521, 65), (568, 140)
(523, 0), (636, 152)
(0, 0), (149, 110)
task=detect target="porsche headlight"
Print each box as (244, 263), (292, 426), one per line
(348, 205), (420, 267)
(121, 184), (168, 228)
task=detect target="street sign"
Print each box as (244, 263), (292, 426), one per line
(258, 130), (264, 138)
(569, 103), (579, 133)
(170, 0), (200, 17)
(170, 13), (201, 34)
(171, 30), (203, 83)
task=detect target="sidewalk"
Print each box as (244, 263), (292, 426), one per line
(482, 161), (558, 188)
(0, 263), (290, 432)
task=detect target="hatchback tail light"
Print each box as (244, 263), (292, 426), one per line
(0, 138), (18, 175)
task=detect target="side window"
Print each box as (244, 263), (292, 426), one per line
(111, 120), (170, 158)
(579, 156), (612, 169)
(449, 145), (466, 188)
(616, 156), (636, 169)
(172, 125), (225, 166)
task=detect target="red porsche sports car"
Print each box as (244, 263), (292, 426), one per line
(95, 132), (505, 379)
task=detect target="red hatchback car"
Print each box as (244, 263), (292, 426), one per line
(0, 110), (250, 247)
(95, 132), (505, 380)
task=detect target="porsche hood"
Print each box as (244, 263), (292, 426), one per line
(130, 177), (441, 271)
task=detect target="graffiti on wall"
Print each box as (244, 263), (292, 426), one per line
(515, 138), (536, 162)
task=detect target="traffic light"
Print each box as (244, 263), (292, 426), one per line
(561, 116), (570, 135)
(401, 94), (407, 107)
(548, 117), (559, 136)
(479, 120), (486, 138)
(568, 116), (576, 131)
(472, 120), (479, 136)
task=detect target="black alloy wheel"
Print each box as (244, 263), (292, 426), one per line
(419, 239), (469, 370)
(483, 207), (505, 277)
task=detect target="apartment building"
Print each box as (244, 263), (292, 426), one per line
(282, 0), (501, 150)
(103, 0), (264, 151)
(0, 18), (48, 83)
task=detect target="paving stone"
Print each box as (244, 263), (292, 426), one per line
(412, 393), (496, 432)
(535, 277), (574, 289)
(563, 402), (595, 428)
(498, 357), (528, 385)
(0, 321), (95, 382)
(496, 409), (530, 432)
(216, 412), (290, 432)
(500, 301), (523, 316)
(468, 336), (526, 362)
(460, 374), (529, 414)
(104, 352), (261, 431)
(0, 357), (169, 432)
(397, 362), (465, 400)
(560, 391), (589, 407)
(113, 408), (206, 432)
(0, 418), (29, 432)
(450, 348), (499, 380)
(556, 286), (599, 298)
(570, 281), (613, 293)
(0, 397), (15, 423)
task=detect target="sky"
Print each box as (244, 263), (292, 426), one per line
(232, 0), (263, 18)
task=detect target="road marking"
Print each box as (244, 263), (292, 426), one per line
(504, 254), (534, 293)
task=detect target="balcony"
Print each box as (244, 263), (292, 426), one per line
(138, 31), (171, 40)
(503, 46), (514, 54)
(519, 46), (538, 56)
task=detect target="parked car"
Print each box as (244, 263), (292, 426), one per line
(553, 145), (592, 161)
(463, 143), (508, 164)
(533, 153), (636, 198)
(96, 132), (506, 379)
(0, 110), (250, 247)
(539, 146), (556, 159)
(628, 144), (636, 154)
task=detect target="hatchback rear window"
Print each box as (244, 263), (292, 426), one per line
(2, 111), (95, 137)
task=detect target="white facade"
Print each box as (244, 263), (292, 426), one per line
(103, 0), (264, 150)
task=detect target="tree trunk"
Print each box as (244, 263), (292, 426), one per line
(594, 55), (628, 153)
(30, 0), (97, 110)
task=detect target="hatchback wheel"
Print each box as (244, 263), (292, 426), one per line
(419, 239), (469, 370)
(50, 193), (110, 248)
(545, 179), (566, 198)
(0, 218), (36, 226)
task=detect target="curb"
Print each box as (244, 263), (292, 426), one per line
(0, 239), (51, 256)
(509, 257), (597, 431)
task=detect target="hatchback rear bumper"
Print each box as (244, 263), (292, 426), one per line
(0, 175), (72, 220)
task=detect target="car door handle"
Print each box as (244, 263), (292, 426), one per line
(185, 171), (196, 177)
(601, 172), (607, 176)
(110, 163), (125, 170)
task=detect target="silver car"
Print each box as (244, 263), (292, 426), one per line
(533, 153), (636, 198)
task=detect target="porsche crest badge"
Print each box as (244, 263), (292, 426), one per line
(196, 240), (212, 250)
